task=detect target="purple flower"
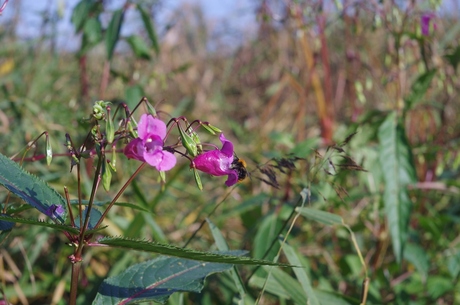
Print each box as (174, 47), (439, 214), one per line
(124, 114), (176, 171)
(45, 204), (65, 219)
(193, 133), (239, 187)
(421, 12), (436, 36)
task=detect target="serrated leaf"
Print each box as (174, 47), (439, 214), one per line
(0, 153), (67, 223)
(0, 215), (79, 234)
(93, 255), (233, 304)
(378, 112), (416, 263)
(0, 214), (14, 230)
(126, 35), (151, 60)
(137, 4), (160, 54)
(98, 237), (291, 267)
(106, 8), (124, 60)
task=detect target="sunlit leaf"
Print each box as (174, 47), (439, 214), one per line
(0, 153), (67, 223)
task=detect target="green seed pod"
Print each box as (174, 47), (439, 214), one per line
(106, 109), (115, 144)
(102, 161), (112, 192)
(178, 125), (198, 157)
(193, 167), (203, 191)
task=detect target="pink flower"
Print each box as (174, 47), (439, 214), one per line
(124, 114), (176, 171)
(193, 133), (239, 186)
(421, 12), (436, 36)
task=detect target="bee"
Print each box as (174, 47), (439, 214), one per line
(231, 156), (249, 182)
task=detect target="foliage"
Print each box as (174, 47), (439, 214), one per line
(0, 0), (460, 304)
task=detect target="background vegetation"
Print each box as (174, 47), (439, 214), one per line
(1, 0), (460, 304)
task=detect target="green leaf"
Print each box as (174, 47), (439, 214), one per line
(254, 213), (283, 261)
(262, 266), (307, 305)
(0, 214), (15, 230)
(295, 207), (343, 226)
(74, 208), (102, 229)
(207, 219), (246, 300)
(426, 276), (454, 299)
(93, 255), (233, 304)
(282, 242), (320, 305)
(105, 9), (124, 60)
(83, 17), (102, 45)
(137, 4), (160, 54)
(403, 242), (429, 282)
(71, 0), (94, 32)
(378, 112), (416, 263)
(126, 35), (151, 60)
(444, 45), (460, 71)
(447, 248), (460, 279)
(0, 153), (67, 223)
(98, 237), (291, 267)
(0, 215), (79, 234)
(125, 85), (145, 111)
(313, 290), (355, 305)
(404, 70), (436, 111)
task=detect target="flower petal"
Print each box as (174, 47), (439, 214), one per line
(225, 171), (239, 186)
(124, 138), (145, 162)
(137, 114), (167, 140)
(194, 150), (233, 176)
(219, 133), (234, 158)
(156, 151), (177, 171)
(144, 148), (177, 171)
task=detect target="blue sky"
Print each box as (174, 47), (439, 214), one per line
(0, 0), (456, 51)
(0, 0), (258, 51)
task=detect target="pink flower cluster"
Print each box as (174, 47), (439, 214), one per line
(124, 114), (241, 186)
